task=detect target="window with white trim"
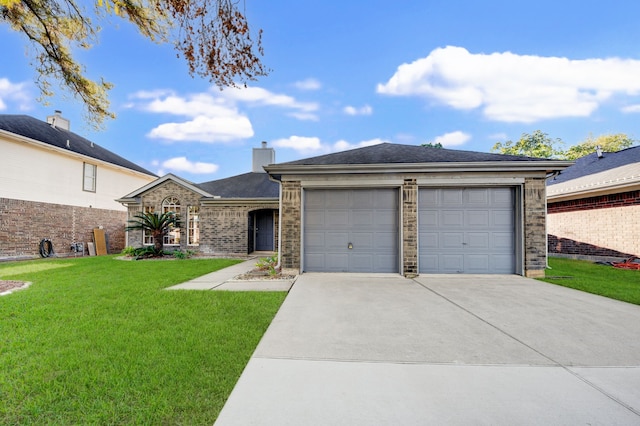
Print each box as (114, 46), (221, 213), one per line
(83, 163), (97, 192)
(143, 205), (155, 245)
(162, 197), (181, 246)
(188, 205), (200, 246)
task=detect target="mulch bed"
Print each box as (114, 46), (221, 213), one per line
(0, 280), (28, 294)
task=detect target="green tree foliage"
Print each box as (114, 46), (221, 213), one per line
(421, 142), (443, 149)
(564, 133), (636, 160)
(0, 0), (268, 129)
(125, 211), (181, 255)
(491, 130), (564, 158)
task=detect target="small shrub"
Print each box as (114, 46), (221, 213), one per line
(172, 249), (196, 259)
(256, 253), (279, 276)
(133, 246), (162, 259)
(121, 246), (136, 257)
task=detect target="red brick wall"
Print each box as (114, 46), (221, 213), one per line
(1, 197), (127, 259)
(548, 190), (640, 213)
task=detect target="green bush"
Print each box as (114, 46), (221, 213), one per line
(256, 253), (278, 276)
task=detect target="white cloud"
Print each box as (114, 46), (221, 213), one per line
(343, 104), (373, 116)
(0, 78), (32, 111)
(622, 104), (640, 113)
(272, 136), (323, 152)
(294, 78), (322, 91)
(377, 46), (640, 123)
(148, 115), (253, 142)
(130, 85), (320, 142)
(273, 136), (384, 155)
(158, 156), (219, 175)
(488, 132), (508, 141)
(433, 131), (471, 147)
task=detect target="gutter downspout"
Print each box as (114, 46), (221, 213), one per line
(545, 172), (560, 269)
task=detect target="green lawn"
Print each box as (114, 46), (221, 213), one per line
(0, 256), (286, 425)
(541, 257), (640, 305)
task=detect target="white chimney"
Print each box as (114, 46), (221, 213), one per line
(46, 110), (70, 131)
(252, 141), (275, 173)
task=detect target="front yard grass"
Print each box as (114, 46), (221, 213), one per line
(0, 256), (286, 425)
(541, 257), (640, 305)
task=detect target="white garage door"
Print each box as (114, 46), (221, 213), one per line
(419, 188), (515, 274)
(304, 188), (399, 272)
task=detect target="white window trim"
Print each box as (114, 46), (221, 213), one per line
(83, 163), (97, 192)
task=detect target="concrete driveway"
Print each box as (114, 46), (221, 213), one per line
(214, 274), (640, 425)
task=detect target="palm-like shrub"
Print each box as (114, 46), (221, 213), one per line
(125, 211), (181, 255)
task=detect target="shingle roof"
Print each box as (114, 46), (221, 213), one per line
(0, 114), (156, 176)
(279, 142), (551, 165)
(548, 145), (640, 185)
(547, 145), (640, 198)
(197, 172), (279, 198)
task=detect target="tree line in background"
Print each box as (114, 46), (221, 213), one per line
(490, 130), (637, 159)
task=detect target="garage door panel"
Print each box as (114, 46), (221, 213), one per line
(442, 189), (463, 205)
(466, 255), (490, 273)
(375, 231), (399, 249)
(467, 232), (489, 249)
(442, 211), (464, 227)
(441, 255), (464, 272)
(352, 210), (374, 226)
(466, 188), (489, 205)
(305, 232), (325, 248)
(326, 210), (350, 226)
(351, 232), (373, 248)
(304, 188), (398, 273)
(419, 187), (515, 274)
(442, 232), (464, 248)
(419, 232), (439, 248)
(467, 211), (489, 226)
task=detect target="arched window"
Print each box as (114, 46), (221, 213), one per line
(162, 197), (181, 245)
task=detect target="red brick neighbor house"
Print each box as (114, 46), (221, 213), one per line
(547, 145), (640, 261)
(0, 112), (157, 260)
(265, 143), (571, 278)
(118, 143), (280, 255)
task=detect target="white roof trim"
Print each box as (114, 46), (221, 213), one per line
(119, 173), (214, 199)
(548, 162), (640, 200)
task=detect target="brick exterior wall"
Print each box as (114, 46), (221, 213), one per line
(280, 181), (302, 269)
(125, 181), (279, 255)
(523, 178), (547, 278)
(402, 179), (418, 276)
(548, 191), (640, 258)
(1, 197), (126, 259)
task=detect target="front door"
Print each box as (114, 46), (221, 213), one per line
(255, 211), (274, 251)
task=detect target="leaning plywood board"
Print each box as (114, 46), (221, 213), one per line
(93, 228), (108, 255)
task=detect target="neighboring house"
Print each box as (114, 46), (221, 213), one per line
(265, 142), (571, 278)
(0, 112), (157, 260)
(117, 142), (279, 255)
(547, 145), (640, 260)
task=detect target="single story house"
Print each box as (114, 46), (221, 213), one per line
(0, 112), (157, 260)
(547, 145), (640, 260)
(265, 143), (571, 278)
(117, 142), (280, 255)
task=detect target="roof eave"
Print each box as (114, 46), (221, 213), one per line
(265, 161), (574, 177)
(200, 197), (279, 206)
(547, 180), (640, 202)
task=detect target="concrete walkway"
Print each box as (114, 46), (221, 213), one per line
(214, 273), (640, 425)
(166, 258), (295, 291)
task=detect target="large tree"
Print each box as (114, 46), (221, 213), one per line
(491, 130), (565, 158)
(564, 133), (636, 160)
(0, 0), (268, 129)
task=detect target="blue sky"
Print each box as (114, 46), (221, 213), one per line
(3, 0), (640, 182)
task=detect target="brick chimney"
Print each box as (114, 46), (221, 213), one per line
(252, 141), (275, 173)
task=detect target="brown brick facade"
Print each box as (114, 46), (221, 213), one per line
(402, 179), (418, 276)
(279, 181), (302, 269)
(1, 197), (126, 259)
(125, 181), (279, 255)
(523, 178), (547, 278)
